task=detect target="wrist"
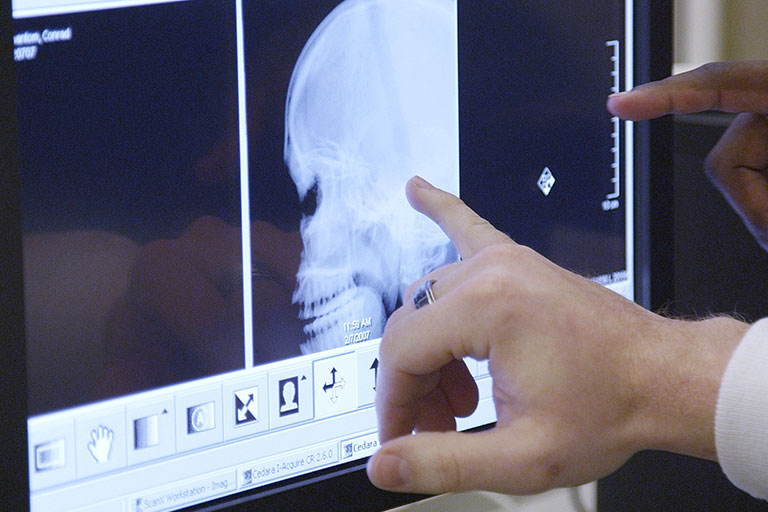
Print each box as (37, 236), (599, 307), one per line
(628, 315), (748, 460)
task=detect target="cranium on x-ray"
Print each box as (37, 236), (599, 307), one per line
(285, 0), (459, 353)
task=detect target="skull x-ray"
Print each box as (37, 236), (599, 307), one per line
(285, 0), (460, 353)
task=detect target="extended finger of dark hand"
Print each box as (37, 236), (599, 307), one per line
(608, 61), (768, 121)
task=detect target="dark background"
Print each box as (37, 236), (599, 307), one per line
(15, 1), (240, 242)
(459, 0), (627, 279)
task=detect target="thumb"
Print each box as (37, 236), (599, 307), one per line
(406, 176), (513, 259)
(367, 427), (559, 496)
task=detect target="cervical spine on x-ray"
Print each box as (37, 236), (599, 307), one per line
(285, 0), (460, 354)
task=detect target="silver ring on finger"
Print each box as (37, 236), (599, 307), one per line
(413, 279), (437, 310)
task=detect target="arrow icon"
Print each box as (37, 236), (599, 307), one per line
(234, 387), (259, 425)
(237, 394), (254, 422)
(370, 358), (379, 391)
(323, 368), (345, 403)
(322, 368), (337, 393)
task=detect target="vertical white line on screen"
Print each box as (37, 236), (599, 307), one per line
(625, 0), (635, 301)
(235, 0), (254, 368)
(452, 0), (460, 198)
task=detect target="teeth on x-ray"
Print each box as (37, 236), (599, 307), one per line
(285, 0), (460, 353)
(302, 286), (386, 352)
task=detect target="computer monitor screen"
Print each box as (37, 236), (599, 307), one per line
(12, 0), (642, 510)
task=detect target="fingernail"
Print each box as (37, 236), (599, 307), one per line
(609, 90), (635, 99)
(411, 175), (434, 190)
(372, 453), (410, 489)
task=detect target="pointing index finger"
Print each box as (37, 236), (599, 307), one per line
(406, 176), (513, 259)
(608, 61), (768, 121)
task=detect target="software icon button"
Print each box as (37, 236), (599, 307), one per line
(222, 375), (268, 441)
(75, 410), (127, 478)
(134, 415), (159, 449)
(175, 387), (223, 452)
(267, 365), (313, 430)
(86, 425), (114, 464)
(278, 377), (299, 417)
(313, 353), (357, 419)
(126, 399), (175, 465)
(34, 439), (66, 472)
(187, 402), (216, 434)
(234, 387), (259, 426)
(341, 441), (354, 460)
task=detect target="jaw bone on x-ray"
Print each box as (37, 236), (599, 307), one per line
(285, 0), (460, 353)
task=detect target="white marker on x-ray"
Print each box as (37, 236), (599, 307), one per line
(285, 0), (460, 353)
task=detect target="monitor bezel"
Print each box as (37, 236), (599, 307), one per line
(1, 0), (31, 507)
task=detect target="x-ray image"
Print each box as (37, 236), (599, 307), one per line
(283, 0), (460, 353)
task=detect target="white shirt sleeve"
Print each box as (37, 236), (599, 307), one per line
(715, 317), (768, 500)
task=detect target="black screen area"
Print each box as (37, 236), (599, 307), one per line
(459, 1), (626, 278)
(16, 2), (240, 241)
(16, 1), (243, 414)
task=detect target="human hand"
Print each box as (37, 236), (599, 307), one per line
(366, 177), (747, 495)
(607, 61), (768, 249)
